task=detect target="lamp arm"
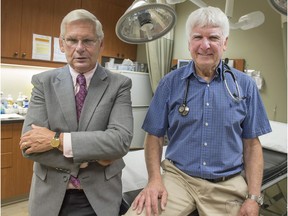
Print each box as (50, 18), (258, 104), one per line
(229, 20), (248, 29)
(225, 0), (234, 18)
(188, 0), (208, 7)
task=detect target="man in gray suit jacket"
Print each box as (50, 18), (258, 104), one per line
(19, 9), (133, 216)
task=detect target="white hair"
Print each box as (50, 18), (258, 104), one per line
(60, 9), (104, 41)
(185, 6), (229, 40)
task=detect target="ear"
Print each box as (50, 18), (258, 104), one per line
(59, 37), (65, 53)
(99, 40), (104, 52)
(223, 37), (228, 51)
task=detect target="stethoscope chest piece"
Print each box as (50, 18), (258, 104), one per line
(178, 75), (191, 117)
(178, 104), (189, 116)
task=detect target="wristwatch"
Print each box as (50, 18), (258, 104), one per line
(246, 194), (264, 206)
(50, 131), (61, 148)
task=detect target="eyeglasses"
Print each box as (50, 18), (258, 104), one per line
(62, 38), (98, 48)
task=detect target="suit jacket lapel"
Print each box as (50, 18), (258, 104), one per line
(53, 66), (78, 131)
(79, 66), (109, 130)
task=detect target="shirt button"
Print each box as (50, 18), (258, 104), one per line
(205, 122), (209, 126)
(204, 142), (208, 146)
(206, 102), (209, 106)
(203, 161), (206, 166)
(207, 84), (210, 87)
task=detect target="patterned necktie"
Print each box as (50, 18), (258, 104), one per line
(69, 74), (88, 189)
(75, 74), (87, 121)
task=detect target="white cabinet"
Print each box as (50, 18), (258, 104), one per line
(118, 71), (152, 107)
(117, 71), (153, 149)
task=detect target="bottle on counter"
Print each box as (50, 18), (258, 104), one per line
(7, 94), (14, 106)
(0, 103), (5, 114)
(23, 96), (29, 108)
(13, 102), (19, 114)
(16, 92), (24, 107)
(1, 91), (8, 109)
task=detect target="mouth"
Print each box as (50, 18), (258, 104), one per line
(198, 53), (213, 56)
(74, 57), (88, 62)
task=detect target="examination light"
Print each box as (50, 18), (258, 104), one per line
(115, 0), (177, 44)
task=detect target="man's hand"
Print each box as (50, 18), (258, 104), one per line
(131, 179), (168, 216)
(238, 199), (260, 216)
(97, 160), (113, 166)
(19, 124), (55, 154)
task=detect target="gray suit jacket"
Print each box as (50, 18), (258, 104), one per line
(22, 65), (133, 216)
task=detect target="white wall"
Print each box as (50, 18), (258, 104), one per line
(1, 64), (54, 101)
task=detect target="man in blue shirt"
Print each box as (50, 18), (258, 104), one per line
(125, 6), (271, 216)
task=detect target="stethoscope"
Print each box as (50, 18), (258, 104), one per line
(178, 61), (244, 116)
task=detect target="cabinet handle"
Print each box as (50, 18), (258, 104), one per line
(22, 53), (26, 58)
(13, 52), (18, 57)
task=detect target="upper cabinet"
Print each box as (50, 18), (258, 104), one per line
(1, 0), (136, 67)
(52, 0), (82, 42)
(2, 0), (54, 60)
(1, 0), (23, 60)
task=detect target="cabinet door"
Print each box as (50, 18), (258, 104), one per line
(20, 0), (54, 60)
(52, 0), (82, 38)
(1, 0), (23, 58)
(52, 0), (82, 61)
(1, 123), (33, 203)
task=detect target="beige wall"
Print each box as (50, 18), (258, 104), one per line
(138, 0), (287, 123)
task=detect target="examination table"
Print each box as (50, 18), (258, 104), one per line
(121, 121), (287, 216)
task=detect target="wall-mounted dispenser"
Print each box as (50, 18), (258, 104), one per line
(245, 69), (264, 90)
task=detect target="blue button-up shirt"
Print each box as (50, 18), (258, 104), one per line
(142, 61), (271, 179)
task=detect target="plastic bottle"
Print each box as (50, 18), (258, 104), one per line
(23, 96), (29, 108)
(7, 94), (14, 105)
(253, 71), (263, 90)
(1, 91), (8, 108)
(16, 92), (24, 107)
(13, 102), (18, 114)
(0, 103), (5, 114)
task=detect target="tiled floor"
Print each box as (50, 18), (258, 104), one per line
(1, 200), (29, 216)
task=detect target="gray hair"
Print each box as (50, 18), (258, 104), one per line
(60, 9), (104, 41)
(185, 6), (229, 40)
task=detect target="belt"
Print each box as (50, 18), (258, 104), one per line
(167, 160), (241, 183)
(204, 172), (241, 183)
(66, 189), (84, 194)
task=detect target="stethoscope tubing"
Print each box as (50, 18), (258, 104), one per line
(222, 67), (243, 102)
(178, 62), (244, 116)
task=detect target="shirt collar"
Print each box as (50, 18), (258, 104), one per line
(217, 60), (225, 81)
(181, 60), (224, 81)
(180, 61), (195, 80)
(69, 63), (98, 88)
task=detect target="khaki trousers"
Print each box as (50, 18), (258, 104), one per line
(125, 159), (247, 216)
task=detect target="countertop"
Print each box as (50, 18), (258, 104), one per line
(1, 114), (25, 123)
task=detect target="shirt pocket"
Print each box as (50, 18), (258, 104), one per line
(227, 99), (248, 125)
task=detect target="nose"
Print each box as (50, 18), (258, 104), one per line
(75, 41), (86, 51)
(200, 38), (210, 49)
